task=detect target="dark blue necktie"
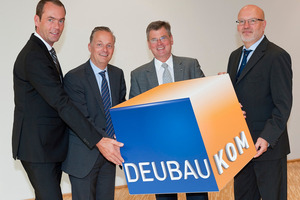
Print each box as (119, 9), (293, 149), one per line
(236, 49), (252, 79)
(99, 71), (114, 138)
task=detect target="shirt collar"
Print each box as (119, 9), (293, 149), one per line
(243, 35), (265, 51)
(154, 55), (173, 71)
(34, 32), (52, 51)
(89, 59), (107, 75)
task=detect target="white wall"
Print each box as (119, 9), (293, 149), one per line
(1, 0), (299, 199)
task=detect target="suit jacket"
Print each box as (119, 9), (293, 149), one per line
(62, 61), (126, 178)
(129, 55), (204, 98)
(227, 36), (292, 161)
(12, 34), (105, 162)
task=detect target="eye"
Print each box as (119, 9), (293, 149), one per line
(160, 36), (166, 41)
(249, 19), (256, 23)
(107, 44), (113, 49)
(239, 20), (245, 24)
(59, 19), (65, 24)
(150, 38), (158, 43)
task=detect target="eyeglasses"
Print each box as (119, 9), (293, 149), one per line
(149, 36), (168, 44)
(236, 18), (264, 26)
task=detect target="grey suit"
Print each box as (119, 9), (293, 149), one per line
(129, 55), (208, 200)
(62, 60), (126, 200)
(130, 55), (204, 98)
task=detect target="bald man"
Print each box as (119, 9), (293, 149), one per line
(227, 5), (292, 200)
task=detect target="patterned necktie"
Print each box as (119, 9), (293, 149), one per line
(236, 49), (252, 79)
(99, 71), (115, 138)
(49, 48), (62, 81)
(162, 63), (173, 84)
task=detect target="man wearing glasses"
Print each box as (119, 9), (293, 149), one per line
(227, 5), (292, 200)
(129, 20), (208, 200)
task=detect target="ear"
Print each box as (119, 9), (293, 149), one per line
(88, 43), (92, 53)
(263, 20), (267, 30)
(147, 40), (151, 50)
(170, 35), (174, 45)
(34, 15), (41, 26)
(34, 15), (40, 28)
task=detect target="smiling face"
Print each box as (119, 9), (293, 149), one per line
(237, 5), (266, 48)
(34, 2), (65, 46)
(147, 27), (173, 63)
(88, 30), (115, 70)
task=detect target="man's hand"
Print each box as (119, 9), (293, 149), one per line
(240, 103), (246, 118)
(217, 72), (227, 75)
(254, 137), (268, 158)
(96, 137), (124, 165)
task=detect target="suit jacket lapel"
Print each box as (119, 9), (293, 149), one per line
(145, 59), (159, 88)
(173, 55), (184, 81)
(31, 34), (53, 62)
(236, 37), (268, 84)
(107, 64), (118, 106)
(144, 56), (184, 85)
(229, 47), (243, 83)
(31, 34), (63, 82)
(85, 61), (105, 113)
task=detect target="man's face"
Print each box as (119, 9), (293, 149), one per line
(237, 6), (266, 47)
(34, 2), (65, 46)
(147, 27), (173, 62)
(88, 31), (115, 69)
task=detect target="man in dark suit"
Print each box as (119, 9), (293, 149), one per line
(12, 1), (124, 199)
(62, 26), (126, 200)
(227, 5), (292, 200)
(130, 21), (208, 200)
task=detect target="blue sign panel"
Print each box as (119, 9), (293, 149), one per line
(110, 98), (218, 194)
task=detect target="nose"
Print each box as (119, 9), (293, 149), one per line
(53, 20), (60, 29)
(243, 20), (250, 28)
(102, 46), (108, 52)
(157, 39), (163, 45)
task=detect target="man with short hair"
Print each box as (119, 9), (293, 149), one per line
(62, 26), (126, 200)
(12, 1), (124, 199)
(130, 20), (208, 200)
(227, 5), (292, 200)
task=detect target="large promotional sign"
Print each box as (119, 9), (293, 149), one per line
(110, 74), (256, 195)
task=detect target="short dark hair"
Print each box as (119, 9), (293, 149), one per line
(36, 0), (66, 19)
(146, 21), (172, 40)
(89, 26), (116, 43)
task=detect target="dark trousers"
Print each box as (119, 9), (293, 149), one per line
(234, 156), (287, 200)
(156, 192), (208, 200)
(21, 161), (63, 200)
(69, 154), (116, 200)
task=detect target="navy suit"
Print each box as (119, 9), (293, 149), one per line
(62, 61), (126, 200)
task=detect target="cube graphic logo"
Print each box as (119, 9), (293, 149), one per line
(110, 74), (256, 194)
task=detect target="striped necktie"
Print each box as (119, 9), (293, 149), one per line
(99, 71), (115, 138)
(49, 48), (62, 81)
